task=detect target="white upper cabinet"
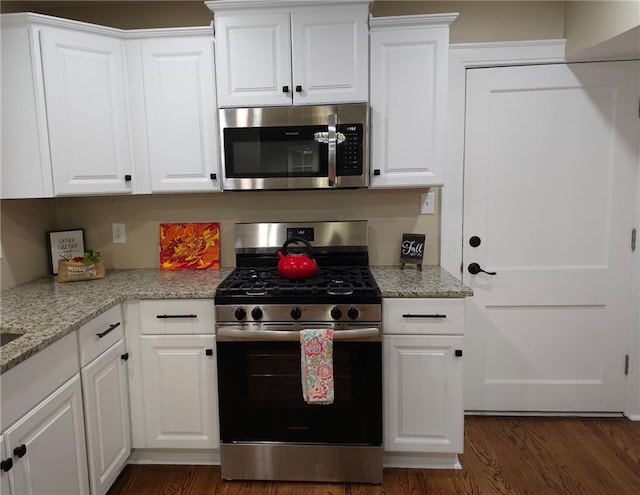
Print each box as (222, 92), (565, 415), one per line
(40, 26), (134, 196)
(1, 14), (135, 198)
(1, 14), (55, 198)
(127, 31), (221, 193)
(210, 0), (370, 107)
(369, 14), (457, 188)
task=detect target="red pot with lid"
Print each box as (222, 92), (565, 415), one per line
(277, 237), (318, 279)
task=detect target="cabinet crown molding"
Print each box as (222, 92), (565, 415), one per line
(369, 13), (459, 30)
(1, 12), (212, 39)
(123, 25), (213, 40)
(206, 0), (370, 13)
(1, 12), (121, 35)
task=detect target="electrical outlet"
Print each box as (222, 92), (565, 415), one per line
(112, 223), (126, 244)
(420, 192), (435, 215)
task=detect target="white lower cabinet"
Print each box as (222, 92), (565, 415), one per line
(4, 375), (90, 495)
(140, 334), (219, 448)
(77, 304), (130, 495)
(128, 299), (219, 451)
(383, 298), (464, 467)
(384, 335), (463, 453)
(0, 435), (10, 494)
(0, 333), (89, 495)
(81, 340), (131, 495)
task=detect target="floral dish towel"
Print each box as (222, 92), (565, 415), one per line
(300, 328), (334, 405)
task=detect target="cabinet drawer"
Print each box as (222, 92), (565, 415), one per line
(78, 304), (123, 367)
(139, 299), (214, 335)
(383, 298), (464, 335)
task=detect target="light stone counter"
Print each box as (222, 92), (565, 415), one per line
(0, 269), (232, 373)
(372, 266), (472, 298)
(1, 266), (471, 374)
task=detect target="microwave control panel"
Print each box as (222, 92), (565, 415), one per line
(337, 124), (364, 176)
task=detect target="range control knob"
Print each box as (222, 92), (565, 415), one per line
(347, 307), (359, 320)
(330, 307), (342, 320)
(251, 307), (263, 320)
(234, 307), (246, 320)
(291, 307), (302, 320)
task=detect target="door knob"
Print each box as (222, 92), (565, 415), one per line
(468, 262), (497, 276)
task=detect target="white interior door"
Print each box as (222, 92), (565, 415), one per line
(463, 61), (639, 412)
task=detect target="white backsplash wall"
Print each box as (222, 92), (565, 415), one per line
(54, 188), (440, 270)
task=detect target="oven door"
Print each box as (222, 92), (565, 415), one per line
(216, 327), (382, 446)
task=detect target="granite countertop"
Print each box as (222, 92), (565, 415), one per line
(0, 266), (471, 374)
(371, 266), (472, 298)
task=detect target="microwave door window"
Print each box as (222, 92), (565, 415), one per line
(224, 126), (328, 178)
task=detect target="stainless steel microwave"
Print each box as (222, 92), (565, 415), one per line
(218, 103), (369, 191)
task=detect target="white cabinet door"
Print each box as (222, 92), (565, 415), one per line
(290, 6), (368, 105)
(213, 3), (369, 108)
(384, 335), (463, 453)
(140, 334), (219, 448)
(463, 62), (639, 412)
(40, 27), (133, 196)
(139, 37), (221, 192)
(81, 340), (130, 495)
(215, 11), (292, 107)
(1, 14), (54, 199)
(0, 435), (10, 495)
(369, 15), (455, 188)
(4, 375), (90, 495)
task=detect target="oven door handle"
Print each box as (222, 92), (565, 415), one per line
(216, 327), (380, 342)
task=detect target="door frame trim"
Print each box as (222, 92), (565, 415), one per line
(441, 39), (640, 419)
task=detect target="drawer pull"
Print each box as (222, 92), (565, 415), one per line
(13, 444), (26, 458)
(402, 314), (447, 319)
(205, 348), (213, 356)
(97, 322), (121, 338)
(156, 314), (197, 319)
(1, 458), (13, 472)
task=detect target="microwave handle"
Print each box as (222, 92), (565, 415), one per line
(327, 114), (337, 187)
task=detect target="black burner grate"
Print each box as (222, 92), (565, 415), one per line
(215, 265), (380, 304)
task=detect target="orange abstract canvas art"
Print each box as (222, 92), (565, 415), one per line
(159, 223), (221, 270)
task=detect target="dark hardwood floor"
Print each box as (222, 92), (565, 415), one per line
(108, 416), (640, 495)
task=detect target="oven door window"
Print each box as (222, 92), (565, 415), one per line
(223, 126), (328, 178)
(217, 341), (382, 445)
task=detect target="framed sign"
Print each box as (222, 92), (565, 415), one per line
(400, 233), (425, 271)
(47, 229), (85, 275)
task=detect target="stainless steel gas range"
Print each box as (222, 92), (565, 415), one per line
(214, 220), (383, 484)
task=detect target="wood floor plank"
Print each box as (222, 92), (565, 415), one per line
(107, 417), (640, 495)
